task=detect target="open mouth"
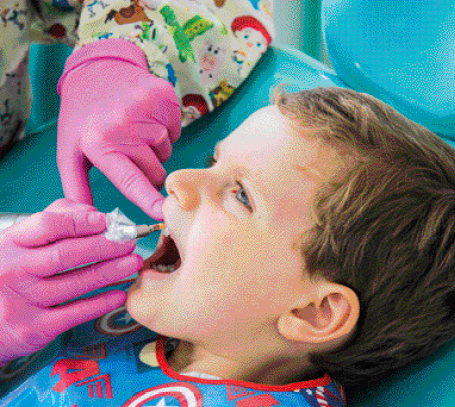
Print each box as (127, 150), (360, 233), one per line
(142, 227), (182, 274)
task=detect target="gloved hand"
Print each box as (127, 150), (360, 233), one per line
(57, 39), (181, 221)
(0, 199), (143, 366)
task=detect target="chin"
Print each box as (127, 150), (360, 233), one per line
(124, 287), (168, 335)
(124, 285), (147, 325)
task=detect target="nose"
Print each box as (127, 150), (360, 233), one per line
(165, 169), (213, 211)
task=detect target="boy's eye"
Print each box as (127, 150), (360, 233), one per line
(234, 181), (252, 210)
(206, 155), (252, 211)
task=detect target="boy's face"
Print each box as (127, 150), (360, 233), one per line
(126, 105), (330, 356)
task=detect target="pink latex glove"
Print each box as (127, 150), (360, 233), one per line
(0, 199), (143, 366)
(57, 39), (181, 221)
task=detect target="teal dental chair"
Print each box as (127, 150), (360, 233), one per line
(1, 1), (454, 405)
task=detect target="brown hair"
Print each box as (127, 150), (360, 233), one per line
(274, 86), (455, 392)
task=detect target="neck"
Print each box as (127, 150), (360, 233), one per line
(166, 340), (320, 386)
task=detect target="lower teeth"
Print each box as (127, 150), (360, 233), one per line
(154, 264), (175, 273)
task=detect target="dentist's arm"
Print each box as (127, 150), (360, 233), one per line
(0, 199), (142, 366)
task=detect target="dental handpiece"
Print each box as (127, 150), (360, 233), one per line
(120, 223), (166, 239)
(0, 212), (165, 240)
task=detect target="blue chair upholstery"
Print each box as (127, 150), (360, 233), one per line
(1, 3), (454, 400)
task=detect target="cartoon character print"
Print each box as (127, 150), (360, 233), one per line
(160, 5), (215, 64)
(134, 20), (155, 41)
(301, 385), (345, 407)
(198, 40), (227, 87)
(247, 0), (260, 9)
(210, 79), (234, 107)
(160, 5), (195, 63)
(231, 15), (271, 77)
(52, 0), (75, 12)
(182, 94), (209, 126)
(105, 0), (152, 26)
(50, 348), (115, 399)
(85, 0), (109, 19)
(45, 23), (67, 39)
(247, 0), (272, 15)
(183, 15), (214, 41)
(166, 63), (177, 86)
(1, 2), (27, 30)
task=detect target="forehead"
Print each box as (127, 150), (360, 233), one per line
(218, 105), (323, 171)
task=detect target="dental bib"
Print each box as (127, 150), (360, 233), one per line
(0, 279), (345, 407)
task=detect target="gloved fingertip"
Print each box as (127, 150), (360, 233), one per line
(133, 253), (144, 267)
(126, 254), (144, 274)
(106, 291), (127, 309)
(151, 200), (164, 221)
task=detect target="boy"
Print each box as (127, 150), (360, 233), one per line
(2, 87), (455, 406)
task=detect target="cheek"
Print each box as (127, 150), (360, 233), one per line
(185, 211), (234, 259)
(192, 236), (285, 310)
(179, 227), (258, 295)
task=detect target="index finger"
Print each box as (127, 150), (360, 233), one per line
(92, 152), (166, 220)
(12, 211), (107, 247)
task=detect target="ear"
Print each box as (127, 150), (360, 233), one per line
(277, 283), (360, 344)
